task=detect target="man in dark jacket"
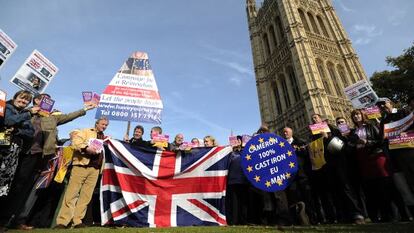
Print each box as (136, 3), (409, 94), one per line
(377, 97), (414, 216)
(309, 114), (364, 224)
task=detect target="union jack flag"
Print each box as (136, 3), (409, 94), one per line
(34, 155), (59, 189)
(101, 139), (232, 227)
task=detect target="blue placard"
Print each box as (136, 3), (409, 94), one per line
(241, 133), (298, 192)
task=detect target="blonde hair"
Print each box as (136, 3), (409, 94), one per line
(203, 135), (218, 147)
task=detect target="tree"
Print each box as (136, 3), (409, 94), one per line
(371, 43), (414, 105)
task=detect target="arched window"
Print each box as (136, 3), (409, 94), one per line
(269, 25), (278, 47)
(307, 12), (320, 34)
(327, 63), (343, 97)
(272, 81), (283, 114)
(337, 65), (349, 88)
(316, 15), (330, 38)
(287, 66), (301, 102)
(298, 9), (310, 31)
(316, 60), (333, 95)
(280, 74), (291, 108)
(262, 33), (271, 58)
(275, 16), (285, 39)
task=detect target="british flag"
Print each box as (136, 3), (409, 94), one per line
(34, 155), (59, 189)
(101, 139), (232, 227)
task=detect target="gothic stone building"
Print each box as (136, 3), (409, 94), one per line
(246, 0), (368, 137)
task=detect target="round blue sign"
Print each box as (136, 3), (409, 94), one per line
(241, 133), (298, 192)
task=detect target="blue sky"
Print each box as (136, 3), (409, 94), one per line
(0, 0), (413, 144)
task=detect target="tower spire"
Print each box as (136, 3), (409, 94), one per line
(246, 0), (257, 19)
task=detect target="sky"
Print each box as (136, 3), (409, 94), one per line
(0, 0), (413, 145)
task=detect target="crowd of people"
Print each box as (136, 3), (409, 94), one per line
(1, 89), (414, 230)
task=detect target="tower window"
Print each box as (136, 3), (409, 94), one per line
(307, 12), (320, 34)
(288, 66), (301, 102)
(298, 9), (310, 32)
(262, 33), (271, 58)
(272, 81), (283, 114)
(280, 75), (291, 108)
(316, 61), (333, 95)
(269, 25), (278, 48)
(327, 63), (343, 97)
(316, 15), (330, 38)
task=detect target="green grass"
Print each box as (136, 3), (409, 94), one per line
(5, 223), (414, 233)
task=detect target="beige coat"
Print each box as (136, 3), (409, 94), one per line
(70, 127), (98, 166)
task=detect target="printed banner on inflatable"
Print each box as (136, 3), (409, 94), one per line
(96, 52), (163, 124)
(241, 133), (298, 192)
(0, 29), (17, 70)
(10, 49), (58, 95)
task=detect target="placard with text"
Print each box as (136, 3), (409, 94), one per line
(241, 133), (298, 192)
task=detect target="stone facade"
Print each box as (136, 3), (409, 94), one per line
(246, 0), (368, 137)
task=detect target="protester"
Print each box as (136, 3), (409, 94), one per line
(170, 133), (184, 151)
(309, 113), (364, 224)
(3, 93), (97, 229)
(191, 138), (200, 147)
(348, 109), (396, 222)
(55, 117), (109, 228)
(125, 125), (148, 148)
(282, 127), (311, 225)
(336, 116), (368, 219)
(149, 126), (170, 150)
(0, 91), (36, 197)
(226, 135), (249, 225)
(377, 97), (414, 216)
(0, 91), (39, 230)
(203, 135), (218, 147)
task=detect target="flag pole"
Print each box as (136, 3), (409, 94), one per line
(126, 121), (131, 138)
(125, 56), (136, 139)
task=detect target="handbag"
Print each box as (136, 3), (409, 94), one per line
(0, 130), (11, 146)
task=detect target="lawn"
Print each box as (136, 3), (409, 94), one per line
(6, 223), (414, 233)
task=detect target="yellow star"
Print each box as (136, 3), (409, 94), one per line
(276, 179), (283, 186)
(247, 166), (253, 172)
(289, 162), (295, 168)
(265, 180), (271, 187)
(245, 154), (252, 161)
(285, 172), (291, 179)
(249, 144), (255, 151)
(258, 138), (264, 143)
(279, 141), (285, 147)
(269, 137), (276, 143)
(254, 175), (260, 182)
(287, 150), (292, 156)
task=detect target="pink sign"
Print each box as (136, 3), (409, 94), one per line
(363, 106), (381, 119)
(0, 90), (6, 117)
(309, 122), (331, 135)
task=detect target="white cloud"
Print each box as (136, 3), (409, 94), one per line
(203, 56), (253, 75)
(388, 9), (406, 26)
(229, 76), (242, 86)
(165, 98), (230, 133)
(333, 0), (355, 12)
(351, 24), (383, 45)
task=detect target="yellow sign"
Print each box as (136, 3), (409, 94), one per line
(308, 137), (326, 170)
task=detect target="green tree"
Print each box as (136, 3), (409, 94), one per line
(371, 43), (414, 105)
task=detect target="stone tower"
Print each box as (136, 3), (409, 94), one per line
(246, 0), (368, 137)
